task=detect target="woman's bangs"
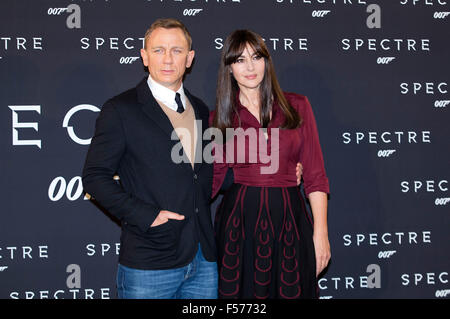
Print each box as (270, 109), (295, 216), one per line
(224, 34), (268, 65)
(224, 41), (247, 65)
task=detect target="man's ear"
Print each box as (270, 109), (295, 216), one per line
(140, 48), (148, 67)
(186, 50), (195, 68)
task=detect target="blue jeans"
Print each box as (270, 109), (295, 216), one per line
(116, 245), (218, 299)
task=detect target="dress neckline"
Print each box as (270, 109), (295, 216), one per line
(235, 91), (282, 129)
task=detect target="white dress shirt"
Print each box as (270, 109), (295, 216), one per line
(146, 75), (186, 112)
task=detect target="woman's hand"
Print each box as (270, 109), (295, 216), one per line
(296, 162), (303, 185)
(308, 191), (330, 277)
(313, 231), (331, 277)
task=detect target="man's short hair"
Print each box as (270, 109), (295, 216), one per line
(144, 18), (192, 49)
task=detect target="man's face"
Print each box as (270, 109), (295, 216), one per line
(140, 27), (195, 91)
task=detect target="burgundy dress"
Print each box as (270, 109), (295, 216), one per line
(211, 92), (330, 299)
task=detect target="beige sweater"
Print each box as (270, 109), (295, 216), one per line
(157, 98), (197, 168)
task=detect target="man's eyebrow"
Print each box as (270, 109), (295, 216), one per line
(150, 45), (185, 49)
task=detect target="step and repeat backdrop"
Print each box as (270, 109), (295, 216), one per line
(1, 0), (449, 299)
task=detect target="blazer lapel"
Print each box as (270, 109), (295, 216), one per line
(137, 79), (208, 172)
(185, 89), (207, 173)
(137, 78), (175, 137)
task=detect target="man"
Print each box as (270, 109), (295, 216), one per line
(82, 18), (218, 299)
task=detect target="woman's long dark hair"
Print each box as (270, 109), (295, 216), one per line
(212, 29), (301, 134)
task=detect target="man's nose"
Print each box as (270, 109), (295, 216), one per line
(163, 51), (173, 63)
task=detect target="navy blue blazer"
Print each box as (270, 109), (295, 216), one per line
(82, 77), (216, 270)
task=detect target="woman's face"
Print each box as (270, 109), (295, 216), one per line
(230, 43), (266, 90)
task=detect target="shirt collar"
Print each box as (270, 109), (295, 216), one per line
(235, 90), (281, 127)
(147, 74), (186, 112)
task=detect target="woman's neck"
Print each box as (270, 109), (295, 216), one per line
(238, 86), (260, 111)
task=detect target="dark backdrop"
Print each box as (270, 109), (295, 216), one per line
(1, 0), (449, 299)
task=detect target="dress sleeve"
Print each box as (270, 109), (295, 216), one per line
(297, 96), (330, 196)
(209, 111), (229, 198)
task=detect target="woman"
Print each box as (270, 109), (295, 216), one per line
(210, 30), (330, 299)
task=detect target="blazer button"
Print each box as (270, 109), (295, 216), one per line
(193, 174), (198, 180)
(195, 208), (199, 213)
